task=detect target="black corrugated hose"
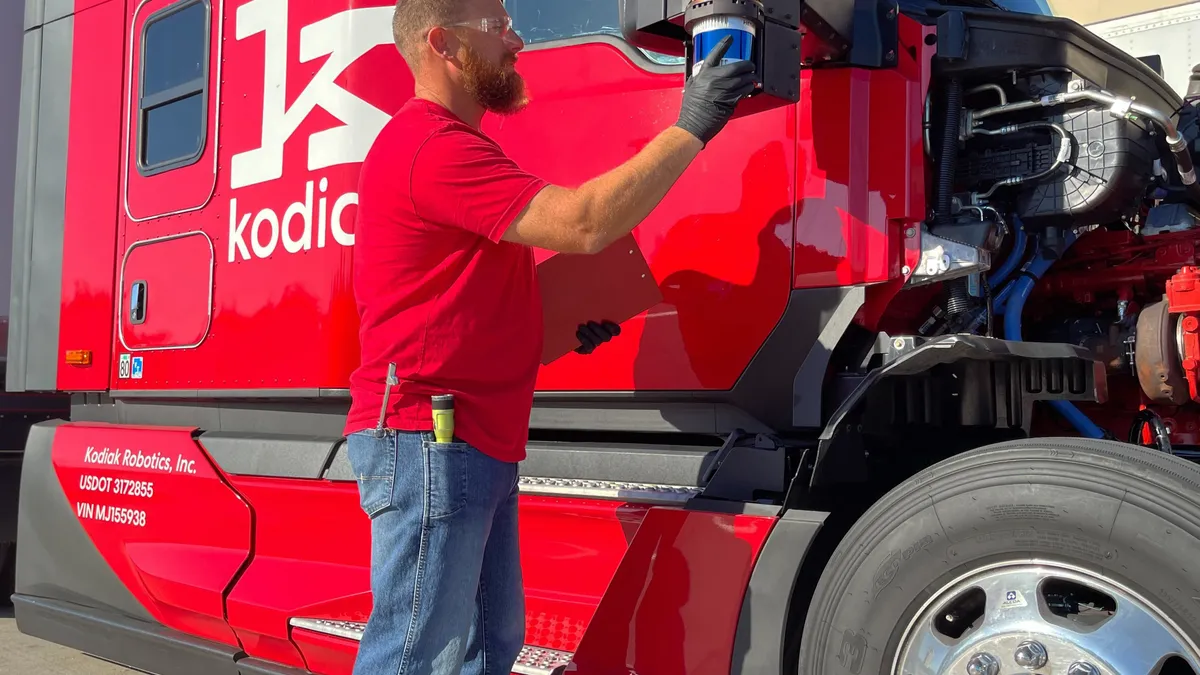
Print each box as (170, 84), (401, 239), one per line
(937, 77), (962, 226)
(939, 78), (973, 320)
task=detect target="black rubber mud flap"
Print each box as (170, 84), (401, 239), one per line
(798, 438), (1200, 674)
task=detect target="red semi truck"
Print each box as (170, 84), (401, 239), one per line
(11, 0), (1200, 673)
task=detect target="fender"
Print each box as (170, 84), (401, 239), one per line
(728, 507), (828, 675)
(805, 334), (1108, 488)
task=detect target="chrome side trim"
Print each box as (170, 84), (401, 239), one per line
(288, 619), (574, 674)
(518, 476), (701, 504)
(289, 618), (363, 641)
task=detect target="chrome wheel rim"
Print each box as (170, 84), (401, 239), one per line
(892, 559), (1200, 675)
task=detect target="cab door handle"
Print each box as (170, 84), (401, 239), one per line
(130, 280), (148, 325)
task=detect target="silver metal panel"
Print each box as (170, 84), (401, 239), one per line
(25, 14), (70, 391)
(25, 0), (45, 31)
(8, 28), (41, 391)
(44, 0), (72, 24)
(0, 0), (25, 329)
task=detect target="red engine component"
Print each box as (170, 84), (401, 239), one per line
(1167, 266), (1200, 402)
(1034, 227), (1200, 444)
(1041, 227), (1200, 304)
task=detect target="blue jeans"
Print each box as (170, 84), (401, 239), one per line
(345, 429), (525, 675)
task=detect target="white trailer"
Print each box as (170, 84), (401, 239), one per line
(1087, 2), (1200, 97)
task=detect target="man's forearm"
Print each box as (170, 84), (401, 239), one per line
(502, 40), (754, 255)
(573, 126), (703, 251)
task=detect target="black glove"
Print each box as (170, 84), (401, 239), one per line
(675, 35), (759, 146)
(575, 320), (621, 355)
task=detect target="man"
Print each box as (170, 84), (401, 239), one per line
(343, 0), (756, 673)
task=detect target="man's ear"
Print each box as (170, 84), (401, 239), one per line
(426, 26), (460, 63)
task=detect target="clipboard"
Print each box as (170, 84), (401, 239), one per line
(538, 234), (663, 364)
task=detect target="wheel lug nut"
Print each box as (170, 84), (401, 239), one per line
(966, 652), (1000, 675)
(1068, 663), (1101, 675)
(1014, 640), (1049, 669)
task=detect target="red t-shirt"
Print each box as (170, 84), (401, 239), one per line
(345, 98), (549, 463)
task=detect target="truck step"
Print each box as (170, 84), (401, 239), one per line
(518, 475), (701, 504)
(288, 618), (575, 674)
(512, 645), (574, 675)
(289, 617), (364, 641)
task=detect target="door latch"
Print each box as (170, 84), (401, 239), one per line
(130, 280), (148, 325)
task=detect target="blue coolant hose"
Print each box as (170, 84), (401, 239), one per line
(1001, 230), (1108, 439)
(989, 219), (1029, 315)
(988, 222), (1027, 289)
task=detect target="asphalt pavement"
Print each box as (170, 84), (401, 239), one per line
(0, 603), (137, 674)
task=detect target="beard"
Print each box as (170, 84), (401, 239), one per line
(459, 43), (529, 115)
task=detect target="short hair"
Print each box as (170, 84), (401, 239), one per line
(392, 0), (466, 70)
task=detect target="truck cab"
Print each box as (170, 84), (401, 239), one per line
(11, 0), (1200, 674)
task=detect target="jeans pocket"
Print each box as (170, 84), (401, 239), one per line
(422, 437), (470, 521)
(346, 431), (397, 519)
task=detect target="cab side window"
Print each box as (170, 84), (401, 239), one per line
(507, 0), (683, 65)
(138, 0), (209, 175)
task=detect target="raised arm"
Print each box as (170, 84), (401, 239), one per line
(501, 37), (757, 255)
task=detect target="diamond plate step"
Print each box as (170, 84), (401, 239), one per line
(512, 645), (573, 675)
(518, 475), (700, 504)
(290, 617), (365, 641)
(289, 618), (574, 674)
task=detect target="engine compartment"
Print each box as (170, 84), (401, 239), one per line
(890, 4), (1200, 449)
(955, 75), (1159, 228)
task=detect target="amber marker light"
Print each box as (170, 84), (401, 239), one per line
(65, 349), (92, 366)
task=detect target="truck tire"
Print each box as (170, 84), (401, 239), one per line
(798, 438), (1200, 674)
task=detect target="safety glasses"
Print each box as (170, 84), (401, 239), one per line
(446, 16), (515, 38)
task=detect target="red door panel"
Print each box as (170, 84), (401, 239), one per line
(118, 232), (214, 353)
(491, 41), (797, 392)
